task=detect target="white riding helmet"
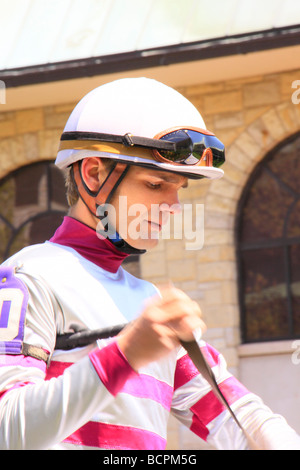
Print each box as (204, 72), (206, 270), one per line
(55, 77), (225, 180)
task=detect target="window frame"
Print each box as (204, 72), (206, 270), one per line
(236, 132), (300, 344)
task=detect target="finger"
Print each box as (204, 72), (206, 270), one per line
(157, 284), (190, 303)
(167, 311), (206, 340)
(155, 297), (203, 323)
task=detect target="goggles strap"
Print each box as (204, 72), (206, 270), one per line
(71, 161), (146, 255)
(71, 160), (129, 215)
(201, 148), (213, 166)
(61, 131), (176, 152)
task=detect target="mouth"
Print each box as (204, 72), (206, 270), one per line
(147, 220), (162, 232)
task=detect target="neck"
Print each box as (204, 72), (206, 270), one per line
(49, 216), (129, 273)
(68, 200), (99, 231)
(67, 200), (146, 256)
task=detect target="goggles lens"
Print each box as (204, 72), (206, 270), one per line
(156, 129), (225, 167)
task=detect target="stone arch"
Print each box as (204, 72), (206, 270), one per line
(204, 100), (300, 351)
(0, 128), (62, 180)
(208, 101), (300, 217)
(0, 124), (66, 261)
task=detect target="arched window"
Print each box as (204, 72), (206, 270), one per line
(0, 161), (68, 261)
(237, 132), (300, 343)
(0, 160), (140, 275)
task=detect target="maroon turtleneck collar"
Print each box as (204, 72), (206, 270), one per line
(49, 216), (128, 273)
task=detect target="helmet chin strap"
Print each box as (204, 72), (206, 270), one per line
(71, 161), (146, 255)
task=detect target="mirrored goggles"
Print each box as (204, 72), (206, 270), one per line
(60, 127), (225, 168)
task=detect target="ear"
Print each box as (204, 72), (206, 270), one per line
(80, 157), (106, 193)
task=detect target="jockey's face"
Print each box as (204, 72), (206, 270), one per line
(109, 165), (188, 251)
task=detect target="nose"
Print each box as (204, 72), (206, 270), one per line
(169, 201), (182, 215)
(160, 191), (182, 215)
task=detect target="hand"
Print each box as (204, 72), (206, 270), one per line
(117, 285), (206, 371)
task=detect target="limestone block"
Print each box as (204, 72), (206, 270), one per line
(197, 245), (222, 263)
(204, 212), (234, 231)
(16, 109), (44, 134)
(247, 118), (275, 149)
(203, 90), (242, 115)
(167, 258), (196, 282)
(0, 138), (19, 176)
(205, 193), (236, 215)
(186, 82), (225, 96)
(234, 131), (262, 160)
(226, 143), (254, 172)
(165, 240), (185, 260)
(276, 102), (300, 134)
(197, 261), (236, 283)
(140, 252), (167, 280)
(23, 132), (39, 161)
(280, 70), (300, 98)
(0, 119), (15, 138)
(209, 178), (240, 200)
(244, 105), (271, 126)
(215, 127), (245, 147)
(203, 228), (233, 247)
(219, 245), (235, 261)
(293, 102), (300, 125)
(44, 107), (71, 130)
(205, 288), (223, 305)
(224, 326), (241, 348)
(9, 135), (25, 164)
(203, 327), (225, 343)
(261, 108), (286, 140)
(221, 161), (247, 187)
(243, 80), (280, 108)
(204, 304), (236, 329)
(38, 129), (61, 159)
(221, 281), (239, 305)
(214, 111), (244, 129)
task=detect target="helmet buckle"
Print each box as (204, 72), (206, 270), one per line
(122, 133), (134, 147)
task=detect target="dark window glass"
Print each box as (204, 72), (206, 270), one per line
(240, 247), (289, 341)
(291, 244), (300, 336)
(240, 167), (294, 243)
(237, 133), (300, 343)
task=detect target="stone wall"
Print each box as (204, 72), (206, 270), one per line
(0, 104), (72, 177)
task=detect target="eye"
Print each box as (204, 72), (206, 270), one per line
(148, 182), (162, 189)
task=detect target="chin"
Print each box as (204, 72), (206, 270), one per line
(128, 236), (159, 251)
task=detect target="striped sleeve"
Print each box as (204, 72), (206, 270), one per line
(171, 342), (300, 450)
(89, 340), (138, 396)
(171, 342), (251, 447)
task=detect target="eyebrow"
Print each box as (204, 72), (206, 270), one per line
(152, 172), (189, 188)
